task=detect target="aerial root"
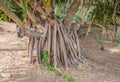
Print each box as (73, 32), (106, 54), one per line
(27, 20), (83, 68)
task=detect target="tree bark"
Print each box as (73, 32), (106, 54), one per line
(64, 0), (80, 30)
(0, 0), (84, 68)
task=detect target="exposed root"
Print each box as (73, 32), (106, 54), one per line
(26, 20), (83, 68)
(27, 37), (31, 58)
(0, 0), (84, 69)
(29, 37), (35, 64)
(35, 38), (40, 64)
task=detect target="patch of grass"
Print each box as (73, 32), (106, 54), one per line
(68, 76), (73, 82)
(42, 51), (73, 82)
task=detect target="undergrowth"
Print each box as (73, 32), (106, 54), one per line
(42, 51), (73, 82)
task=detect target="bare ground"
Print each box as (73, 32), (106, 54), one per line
(0, 21), (120, 82)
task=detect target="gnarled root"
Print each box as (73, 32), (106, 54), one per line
(26, 20), (83, 69)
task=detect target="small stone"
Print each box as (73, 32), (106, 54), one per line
(1, 73), (12, 78)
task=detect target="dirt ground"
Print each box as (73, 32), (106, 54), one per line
(0, 21), (120, 82)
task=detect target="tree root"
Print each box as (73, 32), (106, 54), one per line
(26, 20), (83, 69)
(0, 0), (84, 69)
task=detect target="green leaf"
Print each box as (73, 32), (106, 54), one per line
(63, 74), (67, 79)
(21, 0), (28, 22)
(47, 0), (51, 6)
(42, 51), (48, 55)
(103, 14), (107, 26)
(68, 76), (73, 82)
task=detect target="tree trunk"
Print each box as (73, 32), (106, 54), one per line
(0, 0), (84, 69)
(64, 0), (80, 30)
(0, 1), (43, 38)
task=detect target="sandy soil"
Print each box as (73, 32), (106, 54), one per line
(0, 21), (120, 82)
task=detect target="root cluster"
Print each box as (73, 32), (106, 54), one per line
(27, 20), (83, 68)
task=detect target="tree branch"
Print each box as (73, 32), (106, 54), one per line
(0, 1), (24, 29)
(28, 0), (47, 17)
(64, 0), (80, 30)
(14, 0), (45, 33)
(29, 0), (55, 24)
(17, 28), (43, 38)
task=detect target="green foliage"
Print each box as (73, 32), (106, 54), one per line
(68, 76), (73, 82)
(63, 74), (73, 82)
(56, 0), (67, 4)
(42, 51), (54, 71)
(55, 0), (91, 23)
(46, 0), (51, 6)
(63, 74), (67, 79)
(55, 3), (67, 21)
(73, 7), (81, 23)
(0, 0), (11, 21)
(0, 10), (10, 21)
(91, 1), (119, 27)
(0, 0), (24, 21)
(55, 0), (74, 21)
(42, 50), (73, 82)
(21, 0), (28, 22)
(42, 51), (59, 73)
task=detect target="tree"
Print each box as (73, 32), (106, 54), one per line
(0, 0), (83, 69)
